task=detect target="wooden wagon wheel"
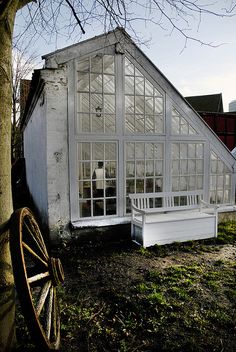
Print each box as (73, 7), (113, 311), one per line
(10, 207), (64, 350)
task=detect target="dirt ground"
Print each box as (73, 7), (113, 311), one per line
(55, 223), (236, 352)
(15, 222), (236, 352)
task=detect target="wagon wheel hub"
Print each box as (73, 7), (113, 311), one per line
(49, 257), (65, 287)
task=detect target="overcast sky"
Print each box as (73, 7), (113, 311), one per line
(14, 2), (236, 112)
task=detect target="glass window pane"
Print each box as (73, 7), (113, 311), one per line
(80, 200), (91, 217)
(135, 68), (143, 77)
(126, 143), (135, 159)
(188, 176), (196, 190)
(91, 115), (104, 133)
(189, 126), (196, 135)
(146, 178), (154, 193)
(136, 161), (144, 177)
(103, 55), (114, 74)
(105, 115), (116, 133)
(125, 96), (134, 113)
(135, 77), (144, 95)
(125, 115), (135, 133)
(197, 176), (203, 189)
(196, 144), (203, 158)
(188, 144), (195, 158)
(145, 116), (154, 133)
(104, 75), (115, 93)
(136, 179), (144, 193)
(78, 93), (89, 113)
(77, 59), (89, 72)
(125, 76), (134, 94)
(225, 174), (231, 188)
(79, 162), (91, 179)
(210, 175), (217, 190)
(180, 144), (188, 158)
(104, 95), (115, 113)
(93, 143), (104, 160)
(211, 159), (217, 173)
(217, 175), (224, 188)
(180, 119), (188, 134)
(106, 198), (116, 215)
(172, 160), (179, 175)
(224, 190), (230, 203)
(90, 74), (102, 93)
(135, 116), (144, 133)
(93, 200), (104, 216)
(172, 143), (179, 159)
(125, 58), (134, 75)
(136, 143), (145, 159)
(146, 143), (154, 158)
(155, 97), (163, 114)
(155, 115), (164, 133)
(172, 114), (179, 134)
(106, 180), (116, 196)
(91, 94), (103, 114)
(145, 97), (154, 115)
(180, 176), (188, 191)
(155, 160), (163, 176)
(135, 96), (144, 114)
(79, 113), (90, 132)
(180, 160), (188, 175)
(106, 161), (116, 178)
(154, 88), (162, 97)
(155, 178), (162, 192)
(172, 177), (179, 191)
(154, 144), (163, 159)
(126, 161), (135, 177)
(126, 179), (135, 194)
(210, 191), (216, 204)
(91, 55), (102, 73)
(217, 160), (224, 173)
(81, 143), (90, 160)
(78, 72), (89, 92)
(216, 191), (223, 203)
(188, 160), (196, 173)
(105, 143), (116, 160)
(79, 181), (91, 198)
(196, 160), (203, 173)
(146, 160), (154, 176)
(145, 80), (153, 96)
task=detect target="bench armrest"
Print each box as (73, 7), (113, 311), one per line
(131, 203), (146, 215)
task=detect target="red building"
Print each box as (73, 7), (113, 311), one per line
(185, 94), (236, 151)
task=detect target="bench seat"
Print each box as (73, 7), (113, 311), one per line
(129, 191), (218, 247)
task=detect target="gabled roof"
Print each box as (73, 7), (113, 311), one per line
(185, 94), (223, 113)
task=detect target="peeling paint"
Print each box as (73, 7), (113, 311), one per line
(54, 150), (63, 162)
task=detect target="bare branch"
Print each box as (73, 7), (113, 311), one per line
(64, 0), (85, 34)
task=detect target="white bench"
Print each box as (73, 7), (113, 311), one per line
(129, 191), (218, 247)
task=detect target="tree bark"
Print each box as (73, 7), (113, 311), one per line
(0, 1), (19, 350)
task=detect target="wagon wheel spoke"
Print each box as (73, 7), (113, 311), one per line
(35, 281), (52, 317)
(23, 220), (49, 261)
(45, 286), (54, 340)
(22, 241), (48, 268)
(28, 271), (50, 285)
(52, 288), (60, 342)
(9, 207), (64, 350)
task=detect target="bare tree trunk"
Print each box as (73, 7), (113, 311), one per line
(0, 2), (18, 350)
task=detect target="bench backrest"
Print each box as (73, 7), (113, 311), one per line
(129, 191), (204, 212)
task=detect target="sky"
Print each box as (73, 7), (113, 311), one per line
(14, 1), (236, 112)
